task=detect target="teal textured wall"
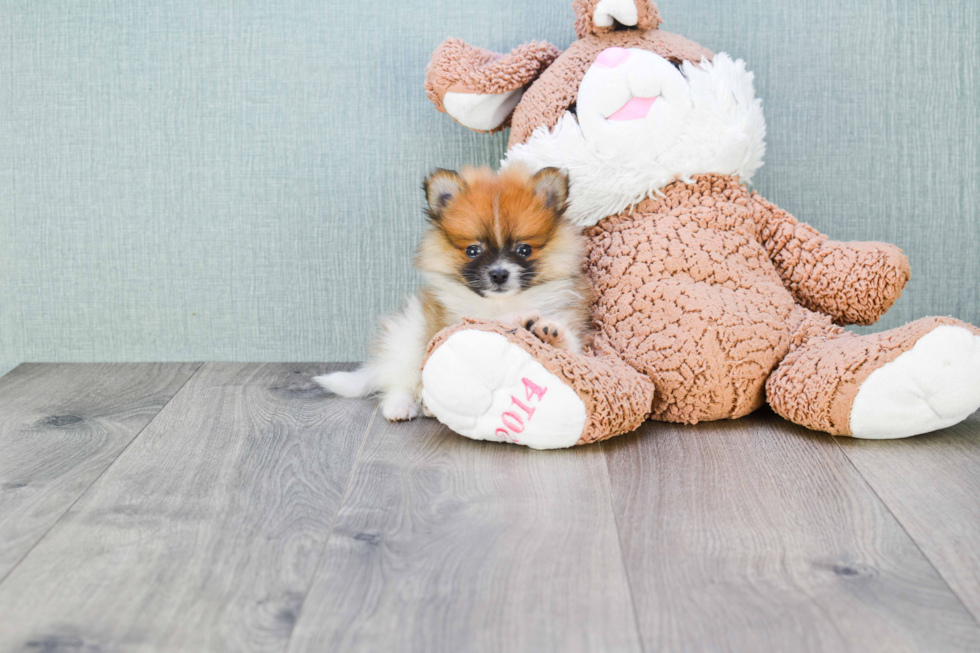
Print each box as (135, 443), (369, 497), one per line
(1, 0), (978, 374)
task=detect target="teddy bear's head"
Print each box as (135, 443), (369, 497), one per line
(426, 0), (768, 226)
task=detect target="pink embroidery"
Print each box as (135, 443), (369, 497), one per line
(510, 395), (535, 420)
(495, 378), (549, 443)
(501, 412), (524, 432)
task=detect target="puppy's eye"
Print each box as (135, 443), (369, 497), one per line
(465, 244), (482, 258)
(516, 244), (532, 258)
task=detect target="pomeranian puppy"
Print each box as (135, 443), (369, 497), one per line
(314, 164), (592, 421)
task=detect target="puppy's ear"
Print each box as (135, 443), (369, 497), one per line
(531, 167), (569, 214)
(424, 169), (465, 220)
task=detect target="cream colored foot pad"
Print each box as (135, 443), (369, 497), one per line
(422, 330), (586, 450)
(851, 326), (980, 439)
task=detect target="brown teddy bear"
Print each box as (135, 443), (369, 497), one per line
(418, 0), (980, 449)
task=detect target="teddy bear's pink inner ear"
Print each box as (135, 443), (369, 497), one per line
(572, 0), (662, 39)
(425, 38), (562, 133)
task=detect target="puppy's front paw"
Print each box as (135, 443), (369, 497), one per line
(381, 392), (419, 421)
(523, 314), (568, 350)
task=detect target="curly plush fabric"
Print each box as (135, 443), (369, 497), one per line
(423, 318), (655, 444)
(572, 0), (662, 38)
(588, 175), (920, 424)
(424, 39), (562, 132)
(753, 193), (911, 326)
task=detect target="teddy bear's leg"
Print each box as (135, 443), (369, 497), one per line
(766, 311), (980, 438)
(420, 319), (655, 449)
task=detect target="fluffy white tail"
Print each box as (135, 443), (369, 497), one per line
(313, 367), (377, 398)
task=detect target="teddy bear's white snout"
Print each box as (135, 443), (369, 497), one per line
(575, 48), (691, 157)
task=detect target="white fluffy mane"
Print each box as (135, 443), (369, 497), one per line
(504, 53), (767, 227)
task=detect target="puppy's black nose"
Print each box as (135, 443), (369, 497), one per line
(489, 268), (509, 285)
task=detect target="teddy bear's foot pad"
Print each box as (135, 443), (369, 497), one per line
(421, 329), (587, 449)
(850, 325), (980, 439)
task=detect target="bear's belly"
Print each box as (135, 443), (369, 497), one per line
(587, 212), (800, 424)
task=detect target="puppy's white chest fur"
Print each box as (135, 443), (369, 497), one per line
(425, 273), (587, 326)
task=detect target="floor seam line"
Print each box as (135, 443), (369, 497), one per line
(0, 361), (205, 588)
(830, 434), (980, 631)
(283, 401), (378, 653)
(600, 440), (647, 653)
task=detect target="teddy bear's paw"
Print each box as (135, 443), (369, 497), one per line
(850, 325), (980, 439)
(421, 329), (586, 449)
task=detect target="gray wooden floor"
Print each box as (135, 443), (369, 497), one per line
(1, 364), (979, 652)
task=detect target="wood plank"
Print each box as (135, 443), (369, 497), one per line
(287, 416), (642, 652)
(0, 363), (372, 653)
(604, 410), (980, 653)
(0, 362), (200, 579)
(836, 410), (980, 623)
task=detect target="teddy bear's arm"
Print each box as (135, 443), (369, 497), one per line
(751, 192), (911, 326)
(425, 39), (561, 133)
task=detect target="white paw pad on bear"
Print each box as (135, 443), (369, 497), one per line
(422, 330), (586, 449)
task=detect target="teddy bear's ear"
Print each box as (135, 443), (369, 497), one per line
(572, 0), (662, 39)
(425, 38), (562, 133)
